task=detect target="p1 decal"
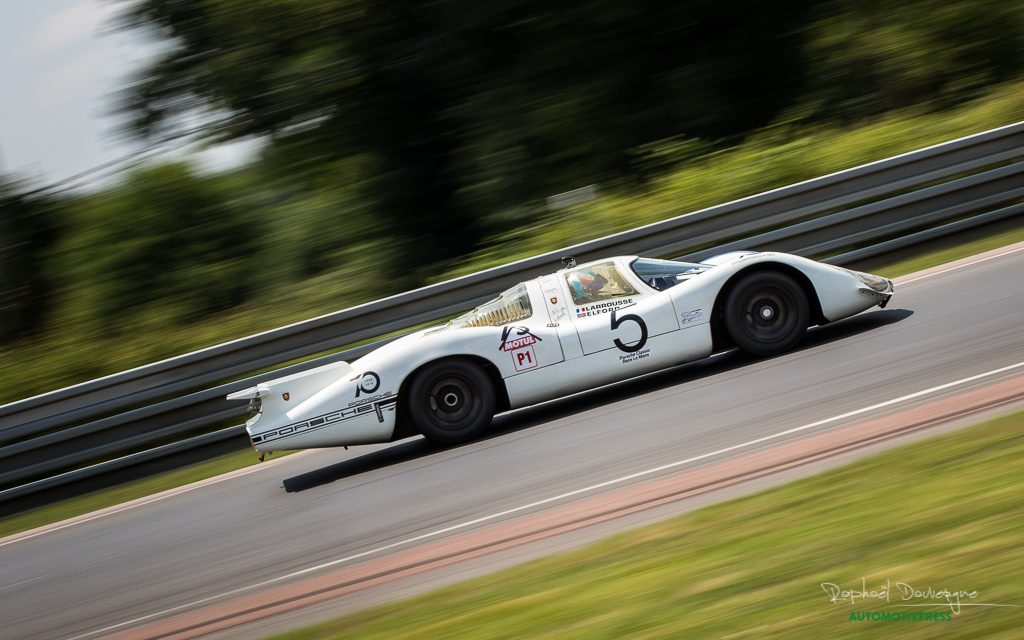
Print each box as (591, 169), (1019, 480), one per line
(354, 371), (381, 397)
(512, 347), (538, 371)
(499, 326), (541, 372)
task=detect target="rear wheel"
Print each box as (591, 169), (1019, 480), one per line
(405, 360), (495, 445)
(724, 271), (809, 355)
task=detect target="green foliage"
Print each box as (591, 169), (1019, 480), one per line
(116, 0), (817, 267)
(435, 80), (1024, 280)
(248, 144), (378, 286)
(104, 0), (1024, 284)
(802, 0), (1024, 120)
(55, 163), (259, 335)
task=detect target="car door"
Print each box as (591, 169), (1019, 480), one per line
(564, 260), (680, 366)
(537, 274), (584, 360)
(503, 261), (711, 407)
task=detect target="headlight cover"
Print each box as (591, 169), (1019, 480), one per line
(847, 269), (891, 293)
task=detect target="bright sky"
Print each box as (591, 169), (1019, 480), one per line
(0, 0), (256, 188)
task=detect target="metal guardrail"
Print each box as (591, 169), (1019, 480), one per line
(1, 121), (1022, 505)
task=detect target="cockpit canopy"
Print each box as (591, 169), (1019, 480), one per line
(446, 256), (707, 329)
(448, 282), (533, 328)
(564, 260), (638, 304)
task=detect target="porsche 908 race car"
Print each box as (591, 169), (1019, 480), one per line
(228, 251), (893, 453)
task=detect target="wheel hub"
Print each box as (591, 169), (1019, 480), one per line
(749, 296), (783, 329)
(428, 379), (470, 420)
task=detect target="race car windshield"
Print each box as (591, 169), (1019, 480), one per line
(448, 283), (533, 328)
(565, 261), (638, 304)
(630, 258), (704, 291)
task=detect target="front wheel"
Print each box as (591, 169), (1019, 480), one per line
(405, 360), (495, 445)
(724, 271), (809, 356)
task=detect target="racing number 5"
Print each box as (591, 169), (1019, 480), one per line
(610, 308), (648, 353)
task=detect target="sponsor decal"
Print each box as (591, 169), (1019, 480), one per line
(546, 322), (560, 328)
(576, 297), (635, 318)
(282, 392), (290, 401)
(619, 348), (651, 364)
(251, 396), (398, 445)
(348, 389), (394, 408)
(679, 308), (704, 325)
(354, 371), (381, 397)
(499, 325), (542, 351)
(500, 325), (542, 372)
(550, 297), (558, 304)
(614, 344), (647, 360)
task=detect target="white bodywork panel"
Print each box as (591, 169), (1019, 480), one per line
(232, 251), (892, 452)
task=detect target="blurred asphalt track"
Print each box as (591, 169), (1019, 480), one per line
(1, 244), (1023, 640)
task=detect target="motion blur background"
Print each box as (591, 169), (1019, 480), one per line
(1, 0), (1022, 403)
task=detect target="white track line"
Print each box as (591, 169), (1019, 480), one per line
(64, 360), (1024, 640)
(3, 240), (1022, 550)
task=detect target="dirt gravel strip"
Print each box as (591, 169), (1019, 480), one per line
(105, 373), (1024, 640)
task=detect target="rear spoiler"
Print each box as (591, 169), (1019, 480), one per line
(225, 360), (354, 402)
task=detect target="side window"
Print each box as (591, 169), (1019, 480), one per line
(629, 258), (703, 291)
(448, 283), (533, 328)
(564, 262), (638, 305)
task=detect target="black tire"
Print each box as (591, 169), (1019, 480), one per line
(724, 271), (809, 356)
(405, 359), (496, 445)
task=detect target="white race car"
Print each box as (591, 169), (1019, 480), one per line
(228, 252), (892, 453)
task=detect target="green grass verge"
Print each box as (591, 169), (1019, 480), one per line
(2, 226), (1020, 539)
(0, 447), (286, 538)
(274, 409), (1024, 640)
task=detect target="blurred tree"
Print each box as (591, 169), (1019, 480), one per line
(250, 145), (378, 286)
(0, 179), (61, 343)
(56, 163), (260, 333)
(803, 0), (1024, 120)
(115, 0), (812, 270)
